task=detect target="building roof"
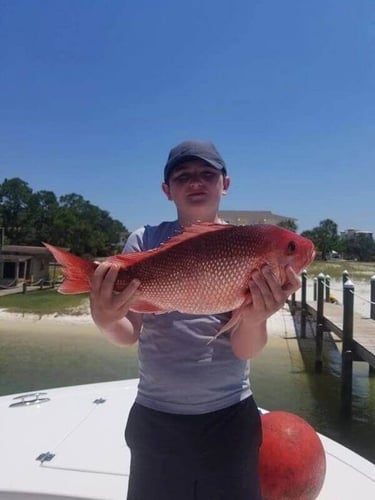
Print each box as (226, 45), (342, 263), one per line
(342, 229), (373, 234)
(1, 245), (51, 256)
(219, 210), (296, 225)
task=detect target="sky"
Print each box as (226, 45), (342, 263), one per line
(1, 0), (374, 235)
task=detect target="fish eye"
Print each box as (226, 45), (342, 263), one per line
(287, 240), (296, 254)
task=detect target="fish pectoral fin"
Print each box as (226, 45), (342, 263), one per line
(206, 296), (252, 345)
(130, 300), (166, 314)
(206, 310), (242, 345)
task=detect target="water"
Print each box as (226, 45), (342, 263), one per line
(0, 314), (374, 464)
(0, 320), (139, 395)
(252, 313), (375, 464)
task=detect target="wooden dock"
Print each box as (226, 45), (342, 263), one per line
(291, 271), (375, 417)
(305, 300), (375, 369)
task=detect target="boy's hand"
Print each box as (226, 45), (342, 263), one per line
(243, 265), (301, 325)
(89, 262), (140, 330)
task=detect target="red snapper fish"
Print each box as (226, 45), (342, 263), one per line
(44, 223), (315, 337)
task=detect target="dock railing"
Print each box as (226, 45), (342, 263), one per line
(290, 270), (375, 417)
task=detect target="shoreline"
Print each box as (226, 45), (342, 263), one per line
(0, 310), (94, 325)
(0, 307), (293, 342)
(0, 306), (292, 329)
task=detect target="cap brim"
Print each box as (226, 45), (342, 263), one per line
(164, 155), (226, 182)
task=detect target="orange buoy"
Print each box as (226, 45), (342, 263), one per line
(259, 411), (326, 500)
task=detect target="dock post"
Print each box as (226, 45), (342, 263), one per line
(371, 275), (375, 321)
(342, 270), (349, 304)
(340, 279), (354, 418)
(370, 276), (375, 375)
(325, 275), (330, 303)
(301, 270), (307, 339)
(290, 292), (296, 314)
(315, 273), (325, 373)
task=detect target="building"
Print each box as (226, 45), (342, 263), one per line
(219, 210), (296, 226)
(0, 245), (52, 287)
(340, 229), (374, 241)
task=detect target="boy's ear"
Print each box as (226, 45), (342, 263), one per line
(162, 182), (173, 201)
(222, 176), (230, 195)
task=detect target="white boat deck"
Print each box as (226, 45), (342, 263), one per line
(0, 378), (374, 499)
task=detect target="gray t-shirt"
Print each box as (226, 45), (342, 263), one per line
(124, 220), (251, 414)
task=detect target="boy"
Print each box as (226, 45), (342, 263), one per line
(90, 140), (301, 499)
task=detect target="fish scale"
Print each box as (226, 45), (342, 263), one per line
(125, 230), (251, 313)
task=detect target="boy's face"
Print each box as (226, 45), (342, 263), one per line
(162, 160), (230, 221)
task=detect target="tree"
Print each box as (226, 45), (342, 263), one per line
(342, 233), (375, 261)
(0, 178), (33, 243)
(301, 219), (339, 260)
(25, 190), (60, 245)
(58, 193), (126, 255)
(0, 178), (129, 256)
(277, 219), (298, 232)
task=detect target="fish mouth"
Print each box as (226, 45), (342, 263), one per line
(308, 247), (316, 265)
(301, 247), (316, 270)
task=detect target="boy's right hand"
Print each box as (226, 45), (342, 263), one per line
(89, 262), (141, 331)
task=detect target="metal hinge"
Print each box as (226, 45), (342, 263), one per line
(36, 452), (55, 463)
(93, 398), (106, 404)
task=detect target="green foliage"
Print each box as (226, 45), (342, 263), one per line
(301, 219), (340, 260)
(0, 178), (33, 243)
(0, 178), (129, 256)
(341, 233), (375, 262)
(300, 219), (374, 262)
(277, 219), (298, 232)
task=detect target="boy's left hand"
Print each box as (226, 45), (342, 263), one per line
(243, 265), (301, 325)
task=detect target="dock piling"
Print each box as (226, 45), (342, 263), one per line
(315, 273), (325, 373)
(325, 275), (330, 303)
(300, 270), (307, 338)
(342, 270), (349, 304)
(341, 279), (354, 417)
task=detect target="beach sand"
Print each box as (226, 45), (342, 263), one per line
(0, 310), (96, 330)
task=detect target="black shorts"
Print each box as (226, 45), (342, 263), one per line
(125, 397), (262, 500)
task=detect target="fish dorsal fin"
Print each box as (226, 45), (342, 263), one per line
(109, 223), (234, 268)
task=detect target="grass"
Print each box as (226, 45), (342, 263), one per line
(0, 288), (89, 315)
(306, 260), (375, 282)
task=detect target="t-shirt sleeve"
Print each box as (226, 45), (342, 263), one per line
(123, 227), (145, 253)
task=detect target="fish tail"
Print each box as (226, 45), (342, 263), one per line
(43, 243), (95, 294)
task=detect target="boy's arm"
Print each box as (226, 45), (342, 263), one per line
(231, 265), (301, 359)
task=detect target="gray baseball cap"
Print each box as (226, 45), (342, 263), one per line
(164, 140), (227, 183)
